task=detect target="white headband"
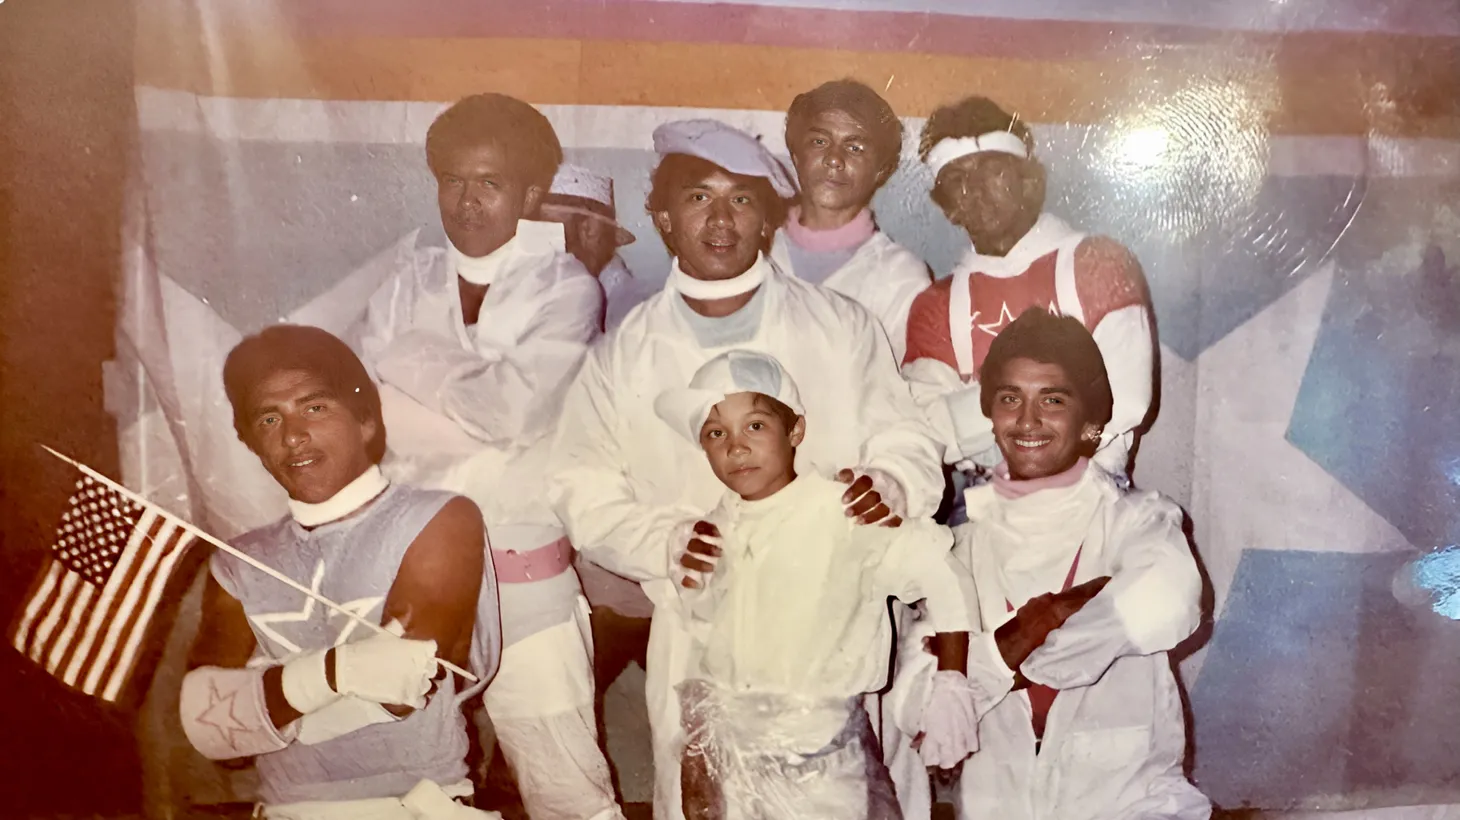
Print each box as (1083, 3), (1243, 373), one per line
(924, 130), (1031, 177)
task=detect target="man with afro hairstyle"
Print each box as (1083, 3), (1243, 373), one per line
(351, 93), (622, 819)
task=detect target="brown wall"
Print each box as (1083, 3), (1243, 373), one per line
(0, 0), (137, 811)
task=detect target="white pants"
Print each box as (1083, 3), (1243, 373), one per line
(483, 601), (625, 820)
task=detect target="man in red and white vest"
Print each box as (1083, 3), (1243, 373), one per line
(901, 96), (1154, 485)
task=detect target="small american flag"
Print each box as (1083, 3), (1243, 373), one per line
(9, 475), (199, 702)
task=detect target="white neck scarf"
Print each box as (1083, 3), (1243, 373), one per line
(288, 465), (390, 527)
(670, 252), (770, 300)
(448, 219), (565, 286)
(972, 467), (1102, 608)
(952, 212), (1082, 279)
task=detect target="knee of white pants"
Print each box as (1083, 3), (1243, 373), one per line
(484, 617), (595, 720)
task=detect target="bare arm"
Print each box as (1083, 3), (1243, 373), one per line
(379, 496), (486, 708)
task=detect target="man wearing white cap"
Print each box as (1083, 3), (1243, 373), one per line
(351, 94), (622, 820)
(776, 79), (931, 363)
(901, 96), (1154, 486)
(547, 119), (944, 819)
(539, 163), (654, 332)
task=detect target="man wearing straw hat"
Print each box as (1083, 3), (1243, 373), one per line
(539, 163), (654, 332)
(179, 324), (501, 819)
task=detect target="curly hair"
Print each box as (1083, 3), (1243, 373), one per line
(918, 95), (1034, 162)
(785, 79), (904, 176)
(426, 93), (563, 189)
(223, 324), (387, 464)
(978, 307), (1113, 427)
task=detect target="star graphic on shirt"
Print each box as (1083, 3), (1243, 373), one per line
(248, 560), (326, 655)
(328, 595), (386, 646)
(196, 678), (251, 751)
(975, 302), (1016, 337)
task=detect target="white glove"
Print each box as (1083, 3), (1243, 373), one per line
(334, 626), (440, 710)
(669, 519), (721, 591)
(917, 670), (981, 769)
(296, 696), (400, 745)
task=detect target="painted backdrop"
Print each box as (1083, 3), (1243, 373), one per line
(114, 0), (1460, 812)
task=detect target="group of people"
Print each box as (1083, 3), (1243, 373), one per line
(175, 79), (1208, 820)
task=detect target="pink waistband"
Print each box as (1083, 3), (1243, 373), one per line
(493, 536), (574, 584)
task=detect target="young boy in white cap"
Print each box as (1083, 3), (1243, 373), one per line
(539, 163), (654, 331)
(653, 350), (982, 819)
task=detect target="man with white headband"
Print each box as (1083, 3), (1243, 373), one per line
(902, 96), (1154, 487)
(182, 324), (500, 819)
(352, 94), (623, 819)
(547, 118), (944, 820)
(776, 79), (931, 363)
(540, 163), (654, 332)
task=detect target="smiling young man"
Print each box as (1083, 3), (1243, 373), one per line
(775, 79), (931, 362)
(934, 308), (1208, 820)
(547, 119), (944, 820)
(901, 96), (1155, 486)
(181, 325), (501, 819)
(350, 94), (622, 819)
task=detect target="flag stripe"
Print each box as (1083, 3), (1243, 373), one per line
(102, 528), (195, 701)
(10, 560), (65, 655)
(27, 572), (83, 664)
(61, 508), (168, 686)
(81, 510), (166, 694)
(45, 583), (98, 675)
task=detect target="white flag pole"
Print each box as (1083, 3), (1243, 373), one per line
(40, 445), (477, 682)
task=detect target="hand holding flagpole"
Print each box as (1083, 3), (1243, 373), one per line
(40, 445), (478, 683)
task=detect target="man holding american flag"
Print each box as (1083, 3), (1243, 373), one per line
(176, 324), (502, 820)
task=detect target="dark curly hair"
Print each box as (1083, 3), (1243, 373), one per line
(979, 307), (1113, 427)
(426, 93), (563, 190)
(223, 324), (386, 464)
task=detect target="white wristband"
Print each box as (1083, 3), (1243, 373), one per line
(281, 648), (340, 715)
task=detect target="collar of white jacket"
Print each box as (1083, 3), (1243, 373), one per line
(669, 251), (770, 300)
(449, 219), (566, 286)
(288, 465), (390, 527)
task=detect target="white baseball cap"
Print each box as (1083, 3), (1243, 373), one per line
(652, 119), (798, 199)
(539, 163), (635, 246)
(654, 350), (805, 444)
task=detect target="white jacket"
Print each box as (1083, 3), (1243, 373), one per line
(349, 228), (601, 640)
(546, 261), (944, 819)
(771, 228), (930, 365)
(947, 465), (1209, 820)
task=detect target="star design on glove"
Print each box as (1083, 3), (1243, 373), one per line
(248, 559), (326, 655)
(196, 678), (251, 751)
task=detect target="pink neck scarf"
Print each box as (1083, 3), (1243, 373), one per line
(992, 457), (1090, 500)
(784, 205), (876, 253)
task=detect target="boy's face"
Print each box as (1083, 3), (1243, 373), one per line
(698, 392), (804, 501)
